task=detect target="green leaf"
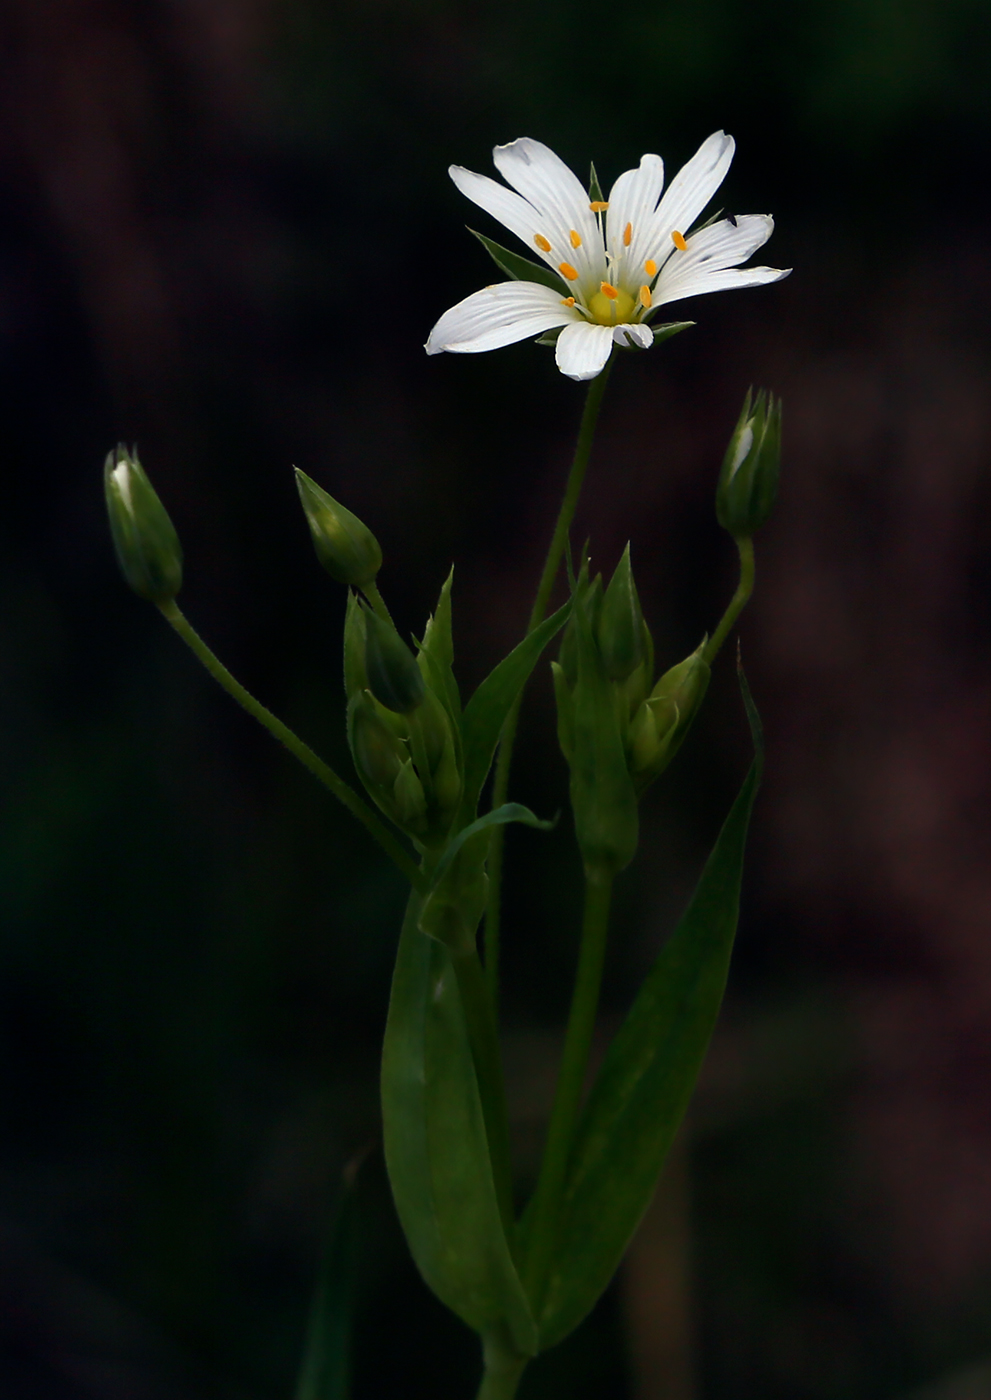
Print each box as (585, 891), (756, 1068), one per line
(427, 803), (555, 905)
(382, 891), (537, 1355)
(534, 665), (764, 1349)
(458, 600), (572, 821)
(469, 229), (567, 295)
(648, 320), (695, 345)
(295, 1165), (360, 1400)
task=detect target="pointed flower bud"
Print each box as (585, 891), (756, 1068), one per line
(363, 607), (425, 714)
(597, 544), (646, 682)
(716, 389), (782, 538)
(629, 640), (710, 792)
(104, 445), (183, 603)
(295, 468), (382, 587)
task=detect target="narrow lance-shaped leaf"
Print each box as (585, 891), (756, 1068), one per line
(533, 664), (764, 1350)
(458, 600), (571, 821)
(382, 890), (538, 1357)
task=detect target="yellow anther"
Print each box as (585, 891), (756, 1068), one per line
(569, 229), (581, 248)
(672, 230), (688, 251)
(639, 284), (652, 308)
(561, 296), (576, 307)
(534, 233), (552, 253)
(599, 281), (618, 300)
(559, 262), (579, 281)
(589, 200), (609, 212)
(623, 221), (632, 246)
(645, 259), (657, 276)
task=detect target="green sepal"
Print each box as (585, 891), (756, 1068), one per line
(468, 229), (566, 295)
(419, 567), (461, 718)
(550, 661), (574, 764)
(294, 1162), (361, 1400)
(458, 599), (572, 822)
(343, 591), (368, 700)
(534, 328), (563, 347)
(534, 664), (764, 1350)
(382, 891), (538, 1356)
(647, 320), (695, 344)
(568, 574), (639, 876)
(588, 162), (605, 207)
(104, 445), (183, 604)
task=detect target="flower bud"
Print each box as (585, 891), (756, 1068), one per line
(558, 574), (602, 688)
(393, 758), (428, 830)
(351, 692), (406, 790)
(596, 544), (646, 682)
(716, 389), (782, 538)
(295, 468), (382, 588)
(629, 640), (710, 792)
(104, 445), (183, 603)
(363, 606), (425, 714)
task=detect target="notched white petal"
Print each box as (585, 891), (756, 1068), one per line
(612, 322), (653, 351)
(425, 280), (578, 355)
(554, 320), (614, 381)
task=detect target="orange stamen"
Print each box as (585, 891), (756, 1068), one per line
(561, 296), (576, 306)
(623, 222), (632, 247)
(559, 262), (579, 281)
(589, 200), (609, 213)
(534, 234), (551, 253)
(645, 259), (657, 276)
(569, 229), (582, 248)
(599, 281), (618, 300)
(639, 284), (652, 308)
(672, 230), (688, 251)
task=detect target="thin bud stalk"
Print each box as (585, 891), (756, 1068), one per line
(157, 600), (426, 893)
(703, 535), (755, 666)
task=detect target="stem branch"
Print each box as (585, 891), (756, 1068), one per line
(703, 534), (754, 666)
(158, 601), (426, 893)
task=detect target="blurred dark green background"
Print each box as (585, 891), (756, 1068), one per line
(2, 0), (990, 1396)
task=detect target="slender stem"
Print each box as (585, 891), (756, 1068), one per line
(360, 578), (392, 622)
(484, 357), (615, 1013)
(522, 865), (614, 1314)
(158, 600), (426, 893)
(449, 937), (516, 1236)
(476, 1334), (528, 1400)
(703, 534), (754, 666)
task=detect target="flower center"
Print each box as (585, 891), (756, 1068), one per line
(588, 285), (636, 325)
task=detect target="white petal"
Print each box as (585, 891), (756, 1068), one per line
(605, 153), (665, 276)
(612, 321), (653, 350)
(492, 138), (602, 285)
(554, 320), (614, 380)
(645, 131), (735, 259)
(652, 264), (791, 309)
(675, 214), (774, 274)
(425, 280), (577, 355)
(448, 166), (558, 270)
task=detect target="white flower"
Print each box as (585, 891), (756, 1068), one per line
(425, 132), (790, 382)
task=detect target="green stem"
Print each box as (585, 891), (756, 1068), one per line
(449, 936), (516, 1237)
(158, 600), (426, 894)
(484, 356), (615, 1013)
(360, 577), (393, 622)
(476, 1334), (528, 1400)
(522, 865), (614, 1314)
(703, 535), (754, 666)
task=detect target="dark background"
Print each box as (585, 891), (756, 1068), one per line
(2, 1), (990, 1396)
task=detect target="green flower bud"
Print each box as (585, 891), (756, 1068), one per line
(351, 692), (406, 790)
(558, 573), (602, 688)
(431, 728), (462, 817)
(363, 606), (425, 714)
(104, 445), (183, 603)
(295, 468), (382, 587)
(716, 389), (782, 538)
(393, 758), (428, 830)
(597, 544), (646, 682)
(629, 640), (710, 791)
